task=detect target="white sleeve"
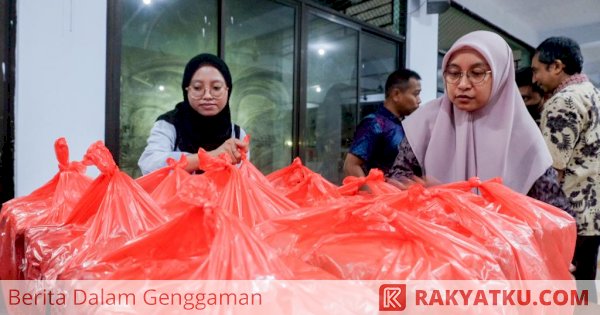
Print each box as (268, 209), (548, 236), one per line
(138, 120), (188, 175)
(239, 127), (250, 161)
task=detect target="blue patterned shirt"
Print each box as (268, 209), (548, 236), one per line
(349, 106), (405, 174)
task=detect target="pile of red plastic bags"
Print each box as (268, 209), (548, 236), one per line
(0, 137), (577, 281)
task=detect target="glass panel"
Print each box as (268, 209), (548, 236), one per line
(119, 0), (218, 177)
(225, 0), (295, 174)
(438, 7), (532, 72)
(359, 33), (398, 120)
(304, 14), (358, 184)
(0, 0), (5, 173)
(437, 53), (444, 97)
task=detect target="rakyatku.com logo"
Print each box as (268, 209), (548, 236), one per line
(378, 281), (590, 312)
(379, 284), (406, 311)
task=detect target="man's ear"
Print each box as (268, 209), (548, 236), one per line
(391, 87), (403, 99)
(551, 59), (566, 74)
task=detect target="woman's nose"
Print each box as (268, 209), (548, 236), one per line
(456, 74), (472, 88)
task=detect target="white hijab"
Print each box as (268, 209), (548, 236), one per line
(402, 31), (552, 194)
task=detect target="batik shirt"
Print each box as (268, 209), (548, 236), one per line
(349, 106), (405, 175)
(541, 79), (600, 236)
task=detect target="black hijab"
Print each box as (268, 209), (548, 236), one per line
(157, 53), (233, 153)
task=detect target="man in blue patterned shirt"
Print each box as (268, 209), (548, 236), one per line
(344, 69), (422, 177)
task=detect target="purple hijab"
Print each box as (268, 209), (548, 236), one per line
(402, 31), (552, 194)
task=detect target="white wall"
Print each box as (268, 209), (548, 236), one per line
(405, 0), (439, 104)
(15, 0), (106, 196)
(453, 0), (538, 46)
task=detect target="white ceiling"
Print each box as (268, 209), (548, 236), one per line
(453, 0), (600, 85)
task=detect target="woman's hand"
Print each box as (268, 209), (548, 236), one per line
(208, 138), (248, 164)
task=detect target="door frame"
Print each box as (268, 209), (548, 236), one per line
(1, 0), (15, 202)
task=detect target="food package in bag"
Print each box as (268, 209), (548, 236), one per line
(266, 157), (343, 207)
(60, 175), (216, 280)
(197, 139), (299, 227)
(477, 178), (577, 280)
(147, 155), (192, 207)
(135, 154), (188, 193)
(257, 198), (505, 280)
(384, 183), (551, 279)
(0, 138), (92, 280)
(24, 141), (168, 279)
(69, 175), (328, 280)
(338, 168), (400, 196)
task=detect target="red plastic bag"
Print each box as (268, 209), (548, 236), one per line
(135, 154), (188, 194)
(147, 156), (192, 206)
(24, 141), (169, 279)
(193, 207), (333, 280)
(398, 177), (576, 279)
(60, 175), (216, 280)
(477, 178), (577, 280)
(338, 169), (400, 196)
(198, 152), (334, 279)
(23, 225), (87, 280)
(65, 175), (326, 280)
(383, 184), (551, 279)
(0, 138), (92, 280)
(266, 157), (343, 207)
(189, 210), (295, 280)
(198, 145), (299, 227)
(257, 198), (505, 280)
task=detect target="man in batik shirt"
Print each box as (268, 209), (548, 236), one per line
(532, 36), (600, 299)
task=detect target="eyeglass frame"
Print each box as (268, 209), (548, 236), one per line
(185, 84), (229, 99)
(443, 69), (492, 85)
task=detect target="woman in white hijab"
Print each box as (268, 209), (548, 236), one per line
(388, 31), (570, 211)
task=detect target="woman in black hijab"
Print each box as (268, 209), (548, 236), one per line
(138, 53), (247, 175)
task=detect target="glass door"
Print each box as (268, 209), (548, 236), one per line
(303, 13), (359, 184)
(0, 0), (14, 202)
(302, 12), (400, 184)
(110, 0), (403, 181)
(117, 0), (218, 177)
(224, 0), (296, 174)
(359, 32), (399, 121)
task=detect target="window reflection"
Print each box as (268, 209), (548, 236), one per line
(225, 0), (295, 174)
(359, 33), (398, 120)
(119, 0), (217, 177)
(305, 14), (358, 184)
(116, 0), (402, 181)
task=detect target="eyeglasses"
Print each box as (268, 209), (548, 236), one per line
(186, 84), (228, 99)
(443, 69), (492, 85)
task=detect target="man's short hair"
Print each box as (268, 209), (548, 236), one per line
(385, 68), (421, 98)
(535, 36), (583, 75)
(516, 67), (544, 95)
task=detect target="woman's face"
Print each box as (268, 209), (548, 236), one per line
(186, 65), (229, 116)
(445, 49), (493, 112)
